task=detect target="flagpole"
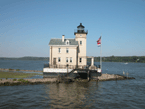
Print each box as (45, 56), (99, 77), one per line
(100, 35), (102, 72)
(97, 35), (102, 73)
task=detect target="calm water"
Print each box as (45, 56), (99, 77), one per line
(0, 60), (145, 108)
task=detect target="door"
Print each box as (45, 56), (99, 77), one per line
(53, 58), (56, 65)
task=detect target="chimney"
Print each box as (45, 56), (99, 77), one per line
(62, 35), (65, 42)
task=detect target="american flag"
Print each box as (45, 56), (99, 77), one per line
(97, 36), (101, 46)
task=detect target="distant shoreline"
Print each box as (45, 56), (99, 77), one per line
(0, 56), (145, 63)
(0, 57), (49, 61)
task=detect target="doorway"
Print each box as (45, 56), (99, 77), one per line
(53, 58), (56, 65)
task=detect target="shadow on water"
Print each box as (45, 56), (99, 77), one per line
(44, 82), (102, 108)
(42, 78), (145, 109)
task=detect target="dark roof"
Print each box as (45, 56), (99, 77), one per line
(77, 23), (85, 28)
(49, 39), (78, 46)
(74, 23), (88, 35)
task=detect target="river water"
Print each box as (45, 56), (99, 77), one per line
(0, 60), (145, 109)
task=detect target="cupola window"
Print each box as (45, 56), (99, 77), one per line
(66, 40), (69, 45)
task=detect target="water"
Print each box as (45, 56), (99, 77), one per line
(0, 60), (48, 71)
(0, 60), (145, 108)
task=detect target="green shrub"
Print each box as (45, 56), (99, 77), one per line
(6, 78), (7, 80)
(16, 69), (20, 71)
(9, 68), (13, 71)
(25, 80), (29, 83)
(13, 79), (17, 81)
(18, 79), (29, 83)
(18, 79), (24, 82)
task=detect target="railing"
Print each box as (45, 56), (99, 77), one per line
(74, 29), (88, 34)
(44, 64), (98, 70)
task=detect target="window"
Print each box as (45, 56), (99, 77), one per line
(58, 48), (61, 53)
(70, 57), (72, 63)
(66, 48), (69, 53)
(58, 57), (61, 62)
(79, 58), (82, 63)
(66, 40), (69, 45)
(80, 34), (82, 37)
(66, 57), (68, 62)
(80, 41), (82, 45)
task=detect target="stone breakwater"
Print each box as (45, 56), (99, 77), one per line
(0, 68), (42, 72)
(97, 74), (135, 81)
(0, 74), (135, 86)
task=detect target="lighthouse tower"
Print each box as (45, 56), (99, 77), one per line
(74, 23), (88, 66)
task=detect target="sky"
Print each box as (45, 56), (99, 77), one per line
(0, 0), (145, 57)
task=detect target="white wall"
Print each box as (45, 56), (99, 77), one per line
(75, 34), (87, 66)
(51, 46), (77, 66)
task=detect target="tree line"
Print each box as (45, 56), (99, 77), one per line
(0, 56), (145, 63)
(87, 56), (145, 63)
(0, 57), (49, 61)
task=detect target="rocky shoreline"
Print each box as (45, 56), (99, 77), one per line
(0, 73), (135, 86)
(0, 78), (57, 86)
(97, 74), (135, 81)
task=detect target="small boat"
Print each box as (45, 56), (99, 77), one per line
(124, 62), (128, 64)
